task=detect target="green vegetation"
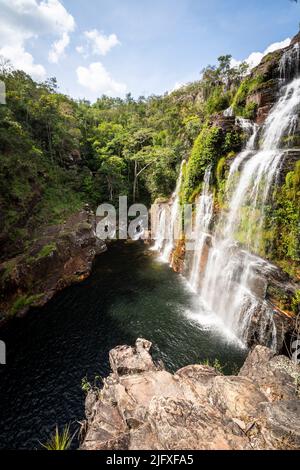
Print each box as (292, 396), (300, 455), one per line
(11, 294), (43, 316)
(81, 377), (92, 394)
(183, 125), (242, 203)
(1, 259), (17, 283)
(263, 161), (300, 277)
(292, 290), (300, 314)
(0, 67), (197, 257)
(81, 375), (102, 393)
(41, 425), (74, 451)
(242, 101), (258, 120)
(0, 54), (246, 256)
(202, 358), (224, 374)
(216, 157), (226, 185)
(0, 46), (299, 283)
(231, 74), (265, 117)
(183, 125), (224, 202)
(37, 243), (57, 260)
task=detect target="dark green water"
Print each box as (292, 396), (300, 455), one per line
(0, 242), (246, 449)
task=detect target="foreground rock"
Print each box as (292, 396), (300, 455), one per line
(81, 339), (300, 450)
(0, 207), (106, 324)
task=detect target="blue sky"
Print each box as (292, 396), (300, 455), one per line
(0, 0), (299, 101)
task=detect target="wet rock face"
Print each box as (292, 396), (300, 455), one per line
(81, 339), (300, 451)
(0, 208), (106, 323)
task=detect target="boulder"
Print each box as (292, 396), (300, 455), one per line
(109, 339), (157, 376)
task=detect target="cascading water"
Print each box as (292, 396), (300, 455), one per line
(152, 161), (185, 263)
(280, 43), (300, 82)
(200, 50), (300, 349)
(189, 168), (214, 292)
(224, 77), (300, 249)
(151, 208), (166, 252)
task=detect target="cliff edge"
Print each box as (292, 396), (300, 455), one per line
(80, 339), (300, 451)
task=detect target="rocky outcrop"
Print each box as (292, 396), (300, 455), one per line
(80, 339), (300, 451)
(245, 33), (300, 126)
(0, 207), (106, 324)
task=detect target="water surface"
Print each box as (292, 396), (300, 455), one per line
(0, 242), (246, 449)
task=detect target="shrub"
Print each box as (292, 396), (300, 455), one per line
(243, 101), (258, 120)
(202, 358), (224, 374)
(205, 87), (231, 115)
(232, 74), (264, 116)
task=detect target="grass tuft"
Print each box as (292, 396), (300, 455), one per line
(41, 425), (74, 451)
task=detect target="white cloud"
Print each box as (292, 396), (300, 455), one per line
(77, 29), (120, 57)
(170, 81), (186, 93)
(264, 38), (292, 55)
(0, 0), (75, 78)
(48, 32), (70, 63)
(77, 62), (127, 97)
(231, 37), (291, 70)
(0, 44), (46, 79)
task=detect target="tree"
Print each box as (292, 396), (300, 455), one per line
(124, 128), (155, 202)
(100, 156), (126, 202)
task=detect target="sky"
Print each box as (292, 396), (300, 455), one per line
(0, 0), (299, 102)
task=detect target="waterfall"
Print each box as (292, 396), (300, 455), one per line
(279, 43), (300, 82)
(228, 118), (259, 178)
(199, 66), (300, 348)
(189, 168), (213, 292)
(152, 161), (185, 263)
(224, 77), (300, 249)
(151, 209), (167, 252)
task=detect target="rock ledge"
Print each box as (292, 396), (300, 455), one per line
(81, 340), (300, 450)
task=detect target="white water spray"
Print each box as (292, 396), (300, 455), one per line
(189, 168), (214, 292)
(152, 161), (185, 264)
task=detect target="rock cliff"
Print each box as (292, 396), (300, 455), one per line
(0, 207), (106, 324)
(81, 339), (300, 450)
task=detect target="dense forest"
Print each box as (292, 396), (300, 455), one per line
(0, 49), (299, 281)
(0, 55), (246, 249)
